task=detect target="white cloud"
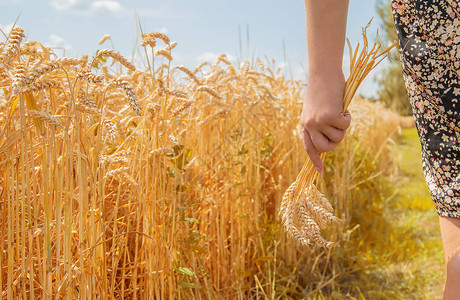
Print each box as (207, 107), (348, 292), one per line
(91, 0), (122, 14)
(49, 0), (81, 10)
(155, 27), (168, 34)
(49, 0), (123, 16)
(46, 33), (72, 52)
(49, 1), (193, 20)
(197, 52), (236, 63)
(49, 34), (65, 45)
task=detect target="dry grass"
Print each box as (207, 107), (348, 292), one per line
(0, 26), (430, 299)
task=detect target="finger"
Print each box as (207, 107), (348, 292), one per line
(322, 126), (346, 143)
(330, 111), (352, 130)
(302, 129), (324, 172)
(310, 130), (340, 153)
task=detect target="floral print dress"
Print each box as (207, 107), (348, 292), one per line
(392, 0), (460, 217)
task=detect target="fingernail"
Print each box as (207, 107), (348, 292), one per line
(316, 167), (322, 174)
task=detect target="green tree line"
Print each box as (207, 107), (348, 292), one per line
(375, 0), (412, 116)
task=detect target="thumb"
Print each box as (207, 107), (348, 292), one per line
(334, 110), (352, 130)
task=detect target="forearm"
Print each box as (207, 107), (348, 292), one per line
(301, 0), (351, 169)
(305, 0), (349, 80)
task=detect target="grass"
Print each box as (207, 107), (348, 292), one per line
(329, 127), (444, 299)
(396, 128), (435, 210)
(392, 128), (444, 298)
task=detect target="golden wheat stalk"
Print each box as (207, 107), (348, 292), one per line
(140, 32), (171, 48)
(96, 49), (136, 71)
(279, 21), (396, 248)
(0, 27), (25, 62)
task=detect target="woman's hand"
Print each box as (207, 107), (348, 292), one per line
(301, 73), (351, 173)
(302, 0), (350, 173)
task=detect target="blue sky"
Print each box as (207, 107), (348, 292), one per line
(1, 0), (386, 97)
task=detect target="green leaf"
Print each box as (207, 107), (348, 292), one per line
(179, 280), (201, 289)
(236, 269), (252, 277)
(184, 148), (192, 162)
(177, 267), (195, 277)
(257, 256), (274, 261)
(238, 145), (248, 155)
(173, 144), (184, 156)
(176, 184), (191, 192)
(239, 212), (249, 218)
(167, 167), (175, 178)
(185, 217), (199, 223)
(189, 231), (202, 243)
(240, 165), (246, 175)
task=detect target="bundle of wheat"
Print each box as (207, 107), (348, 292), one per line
(279, 21), (396, 248)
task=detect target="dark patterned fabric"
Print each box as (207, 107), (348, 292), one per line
(392, 0), (460, 217)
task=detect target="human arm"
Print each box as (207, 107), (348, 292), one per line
(302, 0), (351, 173)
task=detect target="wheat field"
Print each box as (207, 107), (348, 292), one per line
(1, 27), (439, 299)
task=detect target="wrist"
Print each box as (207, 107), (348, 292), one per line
(307, 70), (345, 86)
